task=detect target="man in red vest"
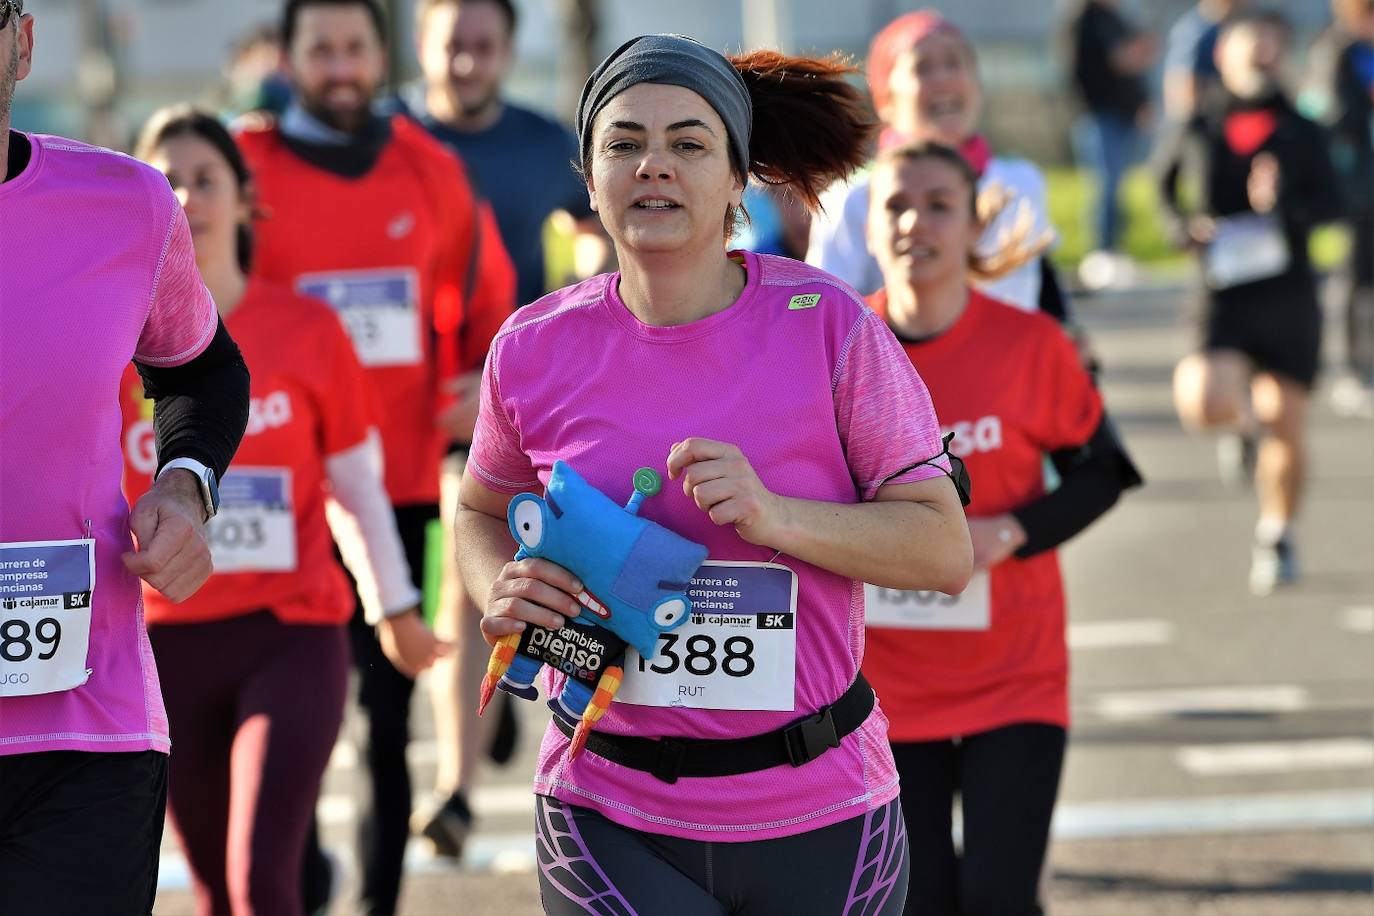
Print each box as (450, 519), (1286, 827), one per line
(236, 1), (514, 912)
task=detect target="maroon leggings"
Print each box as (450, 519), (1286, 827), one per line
(150, 611), (349, 916)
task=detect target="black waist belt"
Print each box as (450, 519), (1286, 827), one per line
(550, 674), (875, 784)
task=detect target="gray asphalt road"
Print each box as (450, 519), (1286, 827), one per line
(154, 280), (1374, 915)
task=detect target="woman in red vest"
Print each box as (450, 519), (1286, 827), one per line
(861, 142), (1141, 915)
(119, 106), (444, 915)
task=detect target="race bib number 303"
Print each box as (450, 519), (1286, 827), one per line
(207, 468), (297, 573)
(297, 268), (422, 367)
(864, 570), (991, 631)
(0, 539), (94, 697)
(618, 561), (797, 712)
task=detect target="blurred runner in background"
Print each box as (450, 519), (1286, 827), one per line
(1164, 0), (1251, 120)
(1302, 0), (1374, 417)
(123, 105), (426, 916)
(234, 0), (510, 911)
(1157, 10), (1342, 596)
(400, 0), (596, 861)
(1066, 0), (1155, 291)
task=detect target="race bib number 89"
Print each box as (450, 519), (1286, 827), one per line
(0, 539), (94, 697)
(618, 561), (797, 712)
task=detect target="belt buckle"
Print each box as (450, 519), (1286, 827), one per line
(650, 737), (687, 784)
(783, 708), (840, 768)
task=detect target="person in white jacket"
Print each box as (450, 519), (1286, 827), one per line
(808, 9), (1062, 316)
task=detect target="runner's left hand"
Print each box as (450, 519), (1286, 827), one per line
(378, 608), (452, 678)
(122, 469), (212, 602)
(667, 438), (786, 547)
(967, 515), (1027, 570)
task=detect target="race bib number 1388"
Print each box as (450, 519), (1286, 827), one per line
(618, 561), (797, 712)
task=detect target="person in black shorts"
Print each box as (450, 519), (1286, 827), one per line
(1157, 9), (1342, 595)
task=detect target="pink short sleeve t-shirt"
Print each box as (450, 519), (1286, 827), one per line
(0, 134), (217, 755)
(468, 250), (950, 841)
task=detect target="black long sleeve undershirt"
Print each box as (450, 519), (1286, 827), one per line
(1010, 415), (1143, 558)
(134, 316), (251, 481)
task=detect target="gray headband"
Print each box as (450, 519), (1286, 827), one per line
(576, 34), (752, 176)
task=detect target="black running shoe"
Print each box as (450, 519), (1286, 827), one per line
(413, 791), (474, 860)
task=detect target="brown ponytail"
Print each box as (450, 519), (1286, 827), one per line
(729, 50), (877, 210)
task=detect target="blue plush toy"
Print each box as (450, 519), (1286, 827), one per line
(478, 460), (708, 759)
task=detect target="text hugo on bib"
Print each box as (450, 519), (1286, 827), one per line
(617, 561), (798, 712)
(0, 539), (95, 697)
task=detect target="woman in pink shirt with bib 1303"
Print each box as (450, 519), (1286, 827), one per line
(456, 34), (972, 915)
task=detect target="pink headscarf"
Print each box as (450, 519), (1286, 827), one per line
(867, 10), (991, 177)
(866, 10), (974, 115)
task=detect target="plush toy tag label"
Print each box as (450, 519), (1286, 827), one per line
(619, 561), (797, 712)
(863, 570), (990, 630)
(515, 622), (628, 690)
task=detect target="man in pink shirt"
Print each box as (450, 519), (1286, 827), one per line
(0, 5), (251, 914)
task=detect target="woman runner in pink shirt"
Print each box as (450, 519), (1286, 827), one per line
(456, 34), (972, 914)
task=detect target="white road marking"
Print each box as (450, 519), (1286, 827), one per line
(1177, 738), (1374, 775)
(1050, 789), (1374, 839)
(1342, 606), (1374, 634)
(156, 789), (1374, 890)
(1092, 685), (1309, 721)
(1068, 619), (1174, 650)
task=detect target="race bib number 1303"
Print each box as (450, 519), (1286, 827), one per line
(618, 561), (797, 712)
(864, 570), (991, 631)
(206, 468), (297, 573)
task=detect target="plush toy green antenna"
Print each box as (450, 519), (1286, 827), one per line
(626, 467), (661, 515)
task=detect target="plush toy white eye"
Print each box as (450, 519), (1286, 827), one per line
(512, 499), (544, 549)
(653, 598), (687, 628)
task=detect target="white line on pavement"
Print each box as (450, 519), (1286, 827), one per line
(1342, 606), (1374, 634)
(1068, 619), (1174, 650)
(1092, 684), (1309, 721)
(155, 788), (1374, 890)
(1050, 789), (1374, 839)
(1177, 738), (1374, 775)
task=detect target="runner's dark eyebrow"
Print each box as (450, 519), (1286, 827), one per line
(667, 119), (715, 135)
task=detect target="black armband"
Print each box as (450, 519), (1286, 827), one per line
(1010, 415), (1142, 558)
(877, 433), (972, 507)
(134, 316), (251, 481)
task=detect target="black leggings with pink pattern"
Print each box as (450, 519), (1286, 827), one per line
(535, 795), (908, 916)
